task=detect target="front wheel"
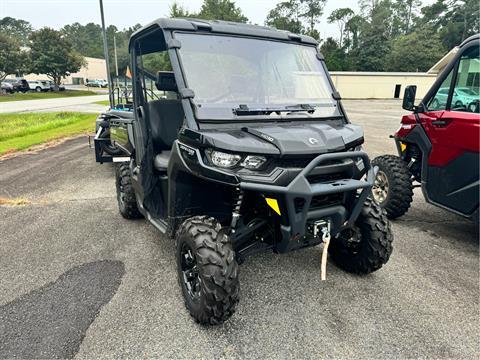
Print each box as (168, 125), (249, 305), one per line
(115, 163), (142, 219)
(329, 198), (393, 274)
(371, 155), (414, 219)
(35, 86), (42, 92)
(176, 216), (239, 325)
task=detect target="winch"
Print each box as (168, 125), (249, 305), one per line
(307, 219), (332, 281)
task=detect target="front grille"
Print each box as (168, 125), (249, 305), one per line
(277, 156), (317, 168)
(306, 172), (348, 184)
(310, 193), (343, 210)
(278, 157), (344, 169)
(282, 155), (352, 213)
(294, 193), (344, 213)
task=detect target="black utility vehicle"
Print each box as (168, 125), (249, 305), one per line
(93, 18), (393, 324)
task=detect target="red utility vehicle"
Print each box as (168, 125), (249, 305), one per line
(372, 34), (479, 221)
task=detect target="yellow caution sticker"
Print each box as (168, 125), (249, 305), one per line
(400, 142), (407, 152)
(265, 197), (281, 216)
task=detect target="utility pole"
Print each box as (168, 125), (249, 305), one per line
(99, 0), (113, 107)
(113, 34), (119, 88)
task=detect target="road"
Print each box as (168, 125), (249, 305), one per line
(0, 100), (478, 359)
(0, 94), (108, 114)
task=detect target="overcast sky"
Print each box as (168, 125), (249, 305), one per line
(2, 0), (433, 40)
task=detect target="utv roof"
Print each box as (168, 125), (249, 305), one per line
(130, 17), (318, 48)
(459, 34), (480, 48)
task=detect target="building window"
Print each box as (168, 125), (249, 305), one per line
(467, 72), (479, 88)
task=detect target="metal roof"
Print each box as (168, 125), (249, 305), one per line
(130, 17), (318, 46)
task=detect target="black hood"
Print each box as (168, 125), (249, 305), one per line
(188, 123), (364, 156)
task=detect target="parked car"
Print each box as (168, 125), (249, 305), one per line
(86, 79), (108, 88)
(27, 80), (50, 92)
(3, 78), (30, 93)
(1, 81), (14, 94)
(430, 86), (479, 110)
(43, 80), (65, 92)
(371, 34), (479, 222)
(454, 87), (479, 107)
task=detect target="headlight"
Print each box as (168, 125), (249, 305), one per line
(241, 155), (266, 169)
(206, 150), (267, 170)
(207, 150), (241, 168)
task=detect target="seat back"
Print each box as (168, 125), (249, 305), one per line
(148, 99), (185, 151)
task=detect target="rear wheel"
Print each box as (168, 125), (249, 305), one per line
(176, 216), (239, 325)
(371, 155), (413, 219)
(329, 198), (393, 274)
(99, 128), (123, 156)
(35, 86), (42, 92)
(115, 163), (142, 219)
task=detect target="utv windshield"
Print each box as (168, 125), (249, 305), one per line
(175, 33), (341, 120)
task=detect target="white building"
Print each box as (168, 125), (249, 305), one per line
(12, 57), (107, 85)
(330, 71), (437, 100)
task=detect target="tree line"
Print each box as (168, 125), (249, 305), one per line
(263, 0), (478, 72)
(0, 18), (85, 85)
(0, 0), (478, 83)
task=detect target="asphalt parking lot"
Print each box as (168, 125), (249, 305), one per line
(0, 100), (478, 359)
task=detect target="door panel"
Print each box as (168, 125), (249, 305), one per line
(419, 44), (480, 215)
(425, 151), (479, 215)
(420, 108), (479, 214)
(420, 110), (479, 166)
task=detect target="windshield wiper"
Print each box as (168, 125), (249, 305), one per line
(285, 104), (316, 112)
(232, 104), (315, 116)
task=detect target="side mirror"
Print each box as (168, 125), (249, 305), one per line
(402, 85), (417, 111)
(156, 71), (178, 92)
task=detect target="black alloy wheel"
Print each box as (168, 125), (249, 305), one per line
(180, 243), (201, 301)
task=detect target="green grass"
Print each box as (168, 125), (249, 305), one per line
(0, 90), (98, 102)
(0, 112), (96, 155)
(94, 100), (110, 106)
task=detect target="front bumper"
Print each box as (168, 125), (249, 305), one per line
(239, 151), (375, 252)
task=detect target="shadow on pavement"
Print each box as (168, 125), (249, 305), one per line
(0, 260), (125, 359)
